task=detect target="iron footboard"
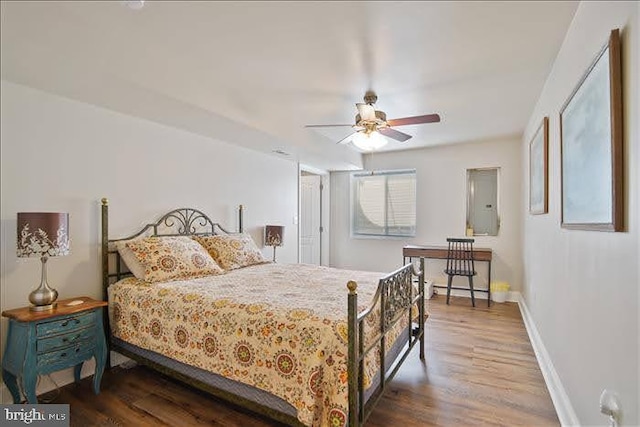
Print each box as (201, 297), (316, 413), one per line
(347, 259), (425, 426)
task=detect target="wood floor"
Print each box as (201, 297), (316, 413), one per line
(42, 294), (559, 426)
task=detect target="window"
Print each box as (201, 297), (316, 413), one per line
(351, 169), (416, 237)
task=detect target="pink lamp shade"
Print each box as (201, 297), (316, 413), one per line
(16, 212), (70, 311)
(17, 212), (70, 258)
(265, 225), (284, 247)
(265, 225), (284, 263)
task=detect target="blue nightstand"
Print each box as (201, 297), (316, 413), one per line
(2, 296), (108, 403)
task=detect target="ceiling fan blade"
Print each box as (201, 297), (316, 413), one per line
(356, 103), (376, 121)
(305, 124), (353, 128)
(379, 127), (412, 142)
(336, 132), (358, 144)
(387, 114), (441, 127)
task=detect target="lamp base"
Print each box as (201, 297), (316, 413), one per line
(28, 256), (59, 311)
(29, 302), (57, 312)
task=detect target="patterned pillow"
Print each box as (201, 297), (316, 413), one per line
(126, 236), (224, 283)
(193, 234), (268, 271)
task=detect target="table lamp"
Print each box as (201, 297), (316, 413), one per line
(264, 225), (284, 262)
(17, 212), (70, 311)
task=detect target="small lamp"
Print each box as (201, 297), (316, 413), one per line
(17, 212), (70, 311)
(264, 225), (284, 262)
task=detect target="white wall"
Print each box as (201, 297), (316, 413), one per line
(330, 137), (523, 293)
(0, 81), (300, 402)
(522, 2), (638, 425)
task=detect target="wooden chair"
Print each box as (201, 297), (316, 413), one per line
(445, 238), (477, 307)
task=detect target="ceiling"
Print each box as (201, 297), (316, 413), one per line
(1, 1), (578, 171)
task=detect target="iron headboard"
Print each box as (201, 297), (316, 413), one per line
(101, 198), (244, 298)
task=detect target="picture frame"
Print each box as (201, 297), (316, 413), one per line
(529, 116), (549, 215)
(560, 28), (623, 231)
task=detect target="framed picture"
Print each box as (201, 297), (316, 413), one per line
(529, 117), (549, 215)
(560, 28), (623, 231)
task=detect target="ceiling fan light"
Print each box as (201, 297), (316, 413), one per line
(352, 131), (388, 151)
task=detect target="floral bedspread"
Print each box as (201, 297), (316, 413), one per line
(108, 263), (417, 426)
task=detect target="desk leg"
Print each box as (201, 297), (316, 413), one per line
(93, 351), (106, 395)
(93, 315), (108, 395)
(487, 260), (492, 307)
(2, 369), (22, 403)
(23, 368), (37, 403)
(74, 362), (83, 383)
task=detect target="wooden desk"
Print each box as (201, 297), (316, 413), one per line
(403, 245), (493, 306)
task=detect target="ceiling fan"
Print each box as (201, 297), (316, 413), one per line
(305, 90), (440, 150)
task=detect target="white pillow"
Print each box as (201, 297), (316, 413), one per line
(115, 239), (146, 280)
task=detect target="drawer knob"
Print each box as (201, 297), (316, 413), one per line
(60, 348), (81, 358)
(62, 334), (80, 343)
(61, 318), (81, 327)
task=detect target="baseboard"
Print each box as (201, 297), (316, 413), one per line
(506, 290), (519, 302)
(0, 350), (130, 404)
(516, 294), (580, 426)
(110, 350), (131, 367)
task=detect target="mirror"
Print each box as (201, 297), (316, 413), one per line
(466, 168), (500, 236)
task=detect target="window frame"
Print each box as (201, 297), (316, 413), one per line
(350, 168), (417, 239)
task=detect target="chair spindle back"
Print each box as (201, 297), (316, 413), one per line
(446, 238), (475, 274)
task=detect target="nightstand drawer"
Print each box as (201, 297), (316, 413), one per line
(37, 340), (95, 369)
(36, 311), (95, 337)
(37, 327), (95, 353)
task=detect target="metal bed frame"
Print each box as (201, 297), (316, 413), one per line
(100, 198), (426, 426)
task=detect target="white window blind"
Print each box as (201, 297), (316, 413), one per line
(351, 169), (416, 237)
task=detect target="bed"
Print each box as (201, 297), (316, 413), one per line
(100, 199), (426, 426)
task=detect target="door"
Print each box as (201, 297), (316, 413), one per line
(300, 174), (321, 264)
